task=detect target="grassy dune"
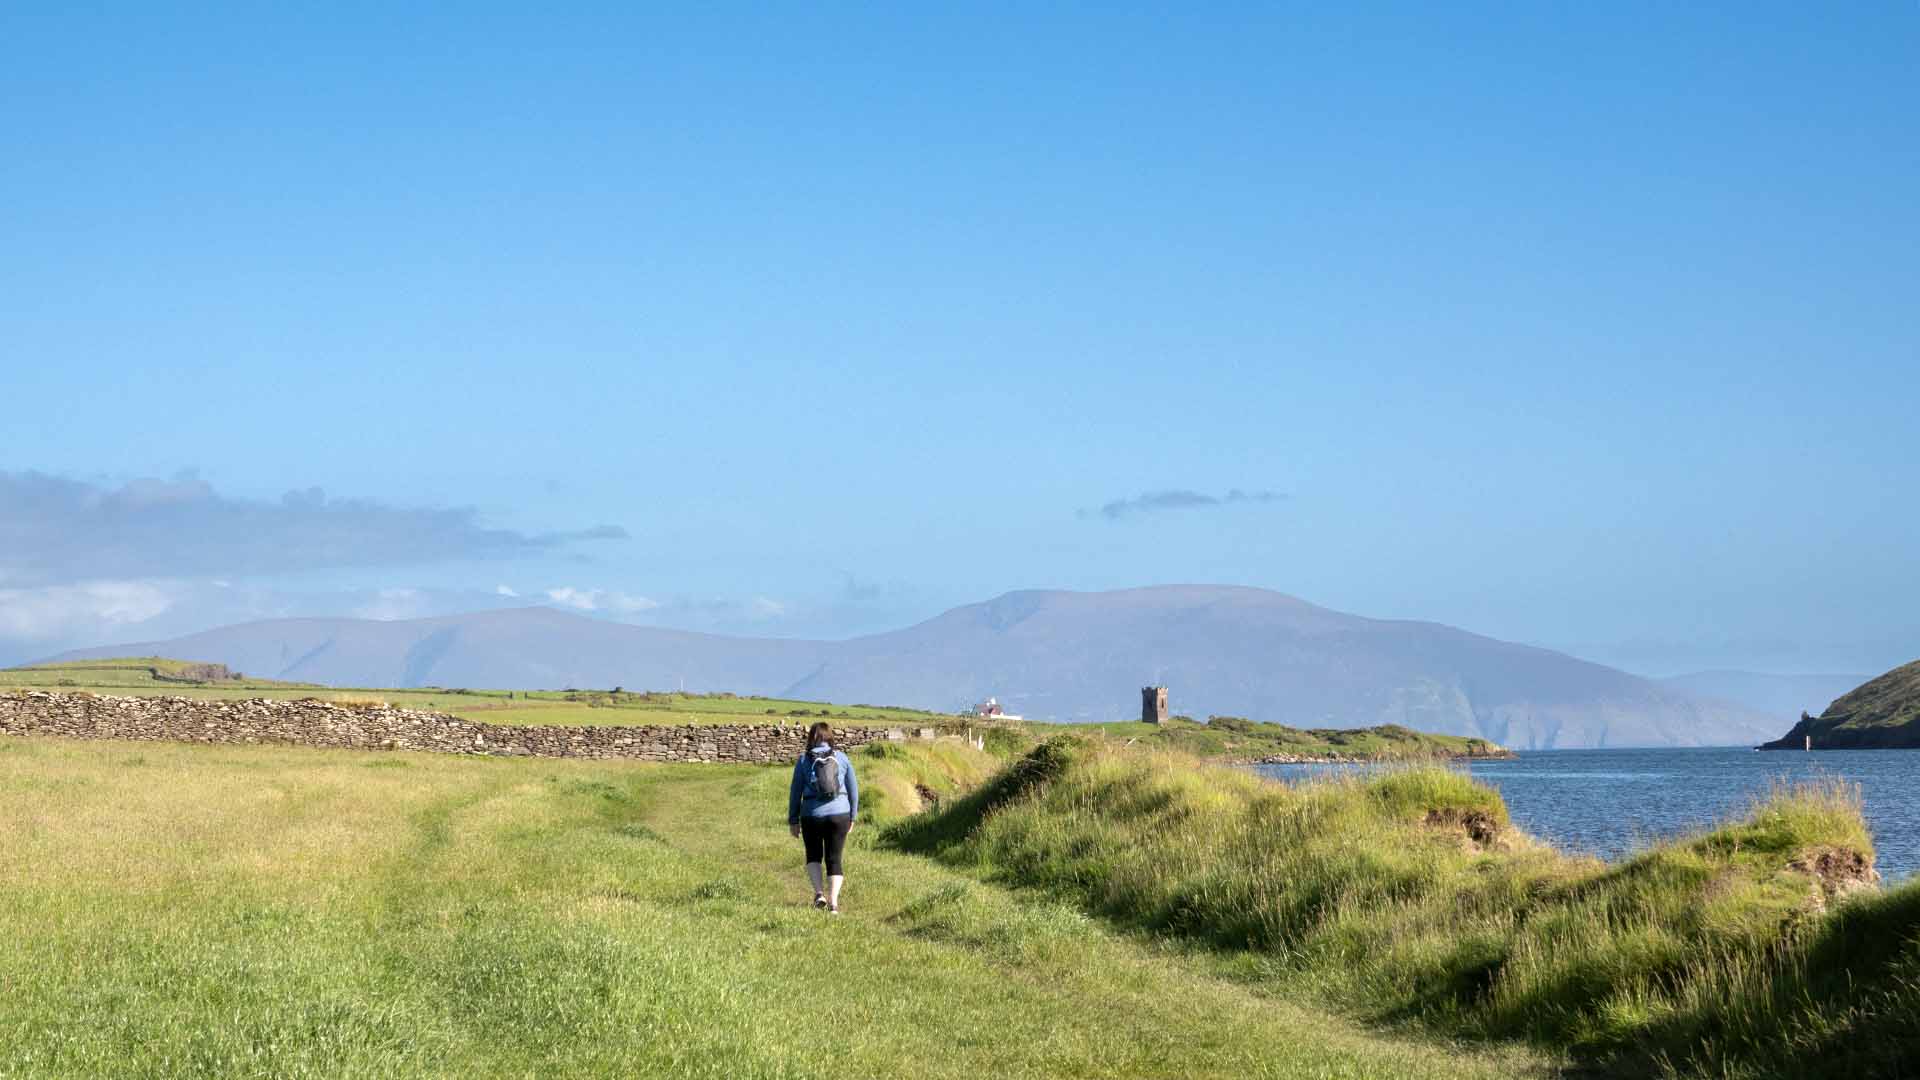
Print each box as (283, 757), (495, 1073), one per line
(888, 738), (1919, 1077)
(0, 735), (1548, 1079)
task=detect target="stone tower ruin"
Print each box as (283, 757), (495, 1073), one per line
(1141, 685), (1169, 724)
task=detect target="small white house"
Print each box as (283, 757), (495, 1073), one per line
(971, 696), (1024, 722)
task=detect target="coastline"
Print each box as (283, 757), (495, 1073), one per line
(1229, 746), (1518, 766)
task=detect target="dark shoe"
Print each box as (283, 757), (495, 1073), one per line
(813, 894), (828, 910)
(828, 904), (841, 916)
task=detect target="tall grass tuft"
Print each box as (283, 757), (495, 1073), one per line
(886, 739), (1917, 1076)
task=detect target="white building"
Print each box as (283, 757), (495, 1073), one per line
(971, 696), (1024, 722)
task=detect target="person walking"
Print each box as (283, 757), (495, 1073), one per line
(788, 722), (859, 914)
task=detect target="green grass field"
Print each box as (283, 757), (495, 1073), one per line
(1, 659), (957, 729)
(0, 735), (1551, 1079)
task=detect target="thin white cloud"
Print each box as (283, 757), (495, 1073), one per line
(0, 580), (177, 641)
(495, 584), (519, 597)
(545, 586), (598, 611)
(352, 588), (431, 621)
(544, 586), (659, 614)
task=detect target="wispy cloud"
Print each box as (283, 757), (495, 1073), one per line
(543, 586), (659, 614)
(0, 580), (178, 641)
(352, 587), (436, 622)
(1081, 488), (1288, 521)
(0, 470), (628, 585)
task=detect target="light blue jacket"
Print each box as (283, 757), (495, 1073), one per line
(788, 746), (858, 824)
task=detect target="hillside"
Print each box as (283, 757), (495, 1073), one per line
(42, 585), (1780, 749)
(42, 606), (832, 694)
(794, 586), (1777, 748)
(1760, 659), (1920, 750)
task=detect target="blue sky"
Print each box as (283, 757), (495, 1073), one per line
(2, 4), (1915, 675)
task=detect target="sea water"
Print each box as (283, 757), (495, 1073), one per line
(1255, 747), (1920, 881)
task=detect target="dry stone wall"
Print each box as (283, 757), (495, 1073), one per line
(0, 691), (895, 764)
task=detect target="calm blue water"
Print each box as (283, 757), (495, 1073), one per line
(1254, 748), (1920, 881)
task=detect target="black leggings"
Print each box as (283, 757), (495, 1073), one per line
(801, 814), (852, 876)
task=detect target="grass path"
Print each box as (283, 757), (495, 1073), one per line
(0, 738), (1555, 1078)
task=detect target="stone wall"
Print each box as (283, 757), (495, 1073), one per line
(0, 691), (896, 764)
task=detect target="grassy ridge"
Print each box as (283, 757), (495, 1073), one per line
(887, 737), (1917, 1077)
(0, 735), (1549, 1079)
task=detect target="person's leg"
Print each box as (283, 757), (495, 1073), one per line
(823, 814), (852, 911)
(801, 818), (827, 903)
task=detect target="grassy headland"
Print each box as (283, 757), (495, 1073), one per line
(887, 737), (1917, 1077)
(1028, 715), (1509, 762)
(1761, 658), (1920, 750)
(0, 734), (1547, 1079)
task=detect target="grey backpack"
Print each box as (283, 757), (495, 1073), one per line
(809, 751), (842, 800)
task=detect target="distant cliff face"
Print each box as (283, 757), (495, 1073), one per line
(1760, 660), (1920, 750)
(42, 585), (1783, 749)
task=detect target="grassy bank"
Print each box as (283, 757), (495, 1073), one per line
(888, 737), (1918, 1077)
(0, 734), (1549, 1078)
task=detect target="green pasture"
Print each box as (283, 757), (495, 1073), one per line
(1, 659), (954, 729)
(0, 735), (1549, 1079)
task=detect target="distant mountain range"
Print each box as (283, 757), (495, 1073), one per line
(39, 585), (1786, 749)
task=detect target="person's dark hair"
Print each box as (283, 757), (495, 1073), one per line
(807, 721), (833, 749)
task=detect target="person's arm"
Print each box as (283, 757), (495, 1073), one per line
(788, 757), (805, 828)
(844, 754), (859, 822)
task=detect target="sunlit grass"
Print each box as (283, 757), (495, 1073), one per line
(0, 735), (1548, 1079)
(888, 738), (1916, 1077)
